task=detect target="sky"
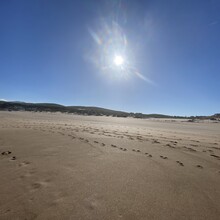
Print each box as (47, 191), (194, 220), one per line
(0, 0), (220, 116)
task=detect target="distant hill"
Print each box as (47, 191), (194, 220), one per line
(0, 101), (219, 119)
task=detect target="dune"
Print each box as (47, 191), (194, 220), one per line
(0, 111), (220, 219)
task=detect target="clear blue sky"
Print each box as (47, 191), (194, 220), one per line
(0, 0), (219, 116)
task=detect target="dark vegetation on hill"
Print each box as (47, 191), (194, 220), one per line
(0, 101), (219, 120)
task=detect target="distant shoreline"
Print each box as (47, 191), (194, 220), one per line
(0, 100), (219, 120)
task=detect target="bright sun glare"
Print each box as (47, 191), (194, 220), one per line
(114, 55), (124, 66)
(90, 21), (152, 83)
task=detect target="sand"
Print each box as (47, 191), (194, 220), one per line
(0, 111), (220, 220)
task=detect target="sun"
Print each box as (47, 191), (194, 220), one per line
(113, 55), (124, 66)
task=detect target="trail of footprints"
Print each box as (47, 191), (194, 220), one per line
(1, 150), (16, 161)
(5, 120), (220, 147)
(75, 135), (211, 170)
(1, 121), (220, 172)
(0, 149), (50, 193)
(79, 138), (205, 169)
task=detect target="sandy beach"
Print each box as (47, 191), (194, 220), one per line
(0, 111), (220, 220)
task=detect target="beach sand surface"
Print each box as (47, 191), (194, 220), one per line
(0, 111), (220, 219)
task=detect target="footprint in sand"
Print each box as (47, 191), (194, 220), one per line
(10, 156), (16, 161)
(84, 196), (101, 211)
(183, 146), (197, 152)
(176, 161), (184, 166)
(153, 140), (160, 144)
(19, 170), (35, 179)
(190, 144), (198, 147)
(210, 154), (220, 159)
(196, 165), (203, 169)
(31, 182), (43, 190)
(166, 144), (175, 149)
(1, 151), (12, 155)
(160, 155), (168, 159)
(31, 179), (50, 190)
(19, 161), (31, 167)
